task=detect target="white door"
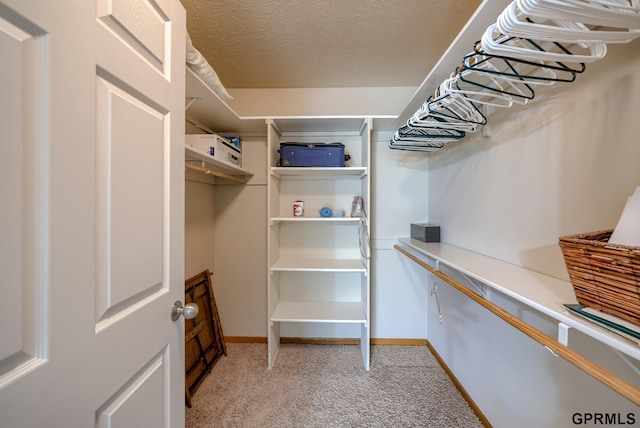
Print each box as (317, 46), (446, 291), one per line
(0, 0), (186, 426)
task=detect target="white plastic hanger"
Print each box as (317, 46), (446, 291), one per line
(518, 0), (640, 30)
(409, 106), (477, 132)
(410, 95), (480, 132)
(429, 84), (487, 125)
(501, 1), (640, 43)
(388, 127), (448, 151)
(388, 140), (445, 152)
(482, 23), (607, 63)
(442, 73), (515, 108)
(395, 122), (464, 139)
(463, 42), (568, 85)
(410, 111), (479, 133)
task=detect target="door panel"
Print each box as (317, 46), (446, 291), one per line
(0, 2), (48, 383)
(95, 71), (167, 326)
(97, 0), (169, 73)
(0, 0), (185, 426)
(96, 348), (168, 428)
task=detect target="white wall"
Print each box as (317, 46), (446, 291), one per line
(185, 173), (216, 280)
(227, 87), (416, 118)
(184, 135), (268, 339)
(212, 137), (268, 338)
(424, 40), (640, 425)
(370, 139), (430, 339)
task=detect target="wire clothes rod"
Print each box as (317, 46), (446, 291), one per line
(393, 243), (640, 407)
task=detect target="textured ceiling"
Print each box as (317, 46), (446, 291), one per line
(180, 0), (483, 89)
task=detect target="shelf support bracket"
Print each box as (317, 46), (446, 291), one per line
(435, 260), (485, 297)
(558, 323), (640, 377)
(558, 322), (571, 347)
(185, 96), (201, 111)
(460, 271), (486, 297)
(431, 281), (444, 324)
(614, 350), (640, 378)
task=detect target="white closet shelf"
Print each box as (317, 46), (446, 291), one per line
(397, 237), (640, 361)
(271, 117), (370, 134)
(185, 145), (253, 182)
(271, 167), (367, 180)
(185, 67), (264, 133)
(270, 216), (359, 225)
(271, 301), (367, 323)
(271, 257), (366, 272)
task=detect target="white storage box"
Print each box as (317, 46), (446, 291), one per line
(186, 134), (242, 168)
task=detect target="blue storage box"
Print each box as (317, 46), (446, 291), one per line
(279, 142), (347, 167)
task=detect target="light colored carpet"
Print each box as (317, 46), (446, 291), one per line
(186, 343), (483, 428)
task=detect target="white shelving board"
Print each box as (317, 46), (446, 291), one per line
(271, 301), (367, 323)
(270, 117), (370, 134)
(185, 66), (264, 133)
(272, 167), (367, 180)
(270, 216), (360, 225)
(397, 237), (640, 361)
(185, 145), (253, 179)
(271, 257), (366, 272)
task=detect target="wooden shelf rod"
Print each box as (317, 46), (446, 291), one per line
(394, 244), (640, 407)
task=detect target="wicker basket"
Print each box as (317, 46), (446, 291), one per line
(559, 229), (640, 325)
